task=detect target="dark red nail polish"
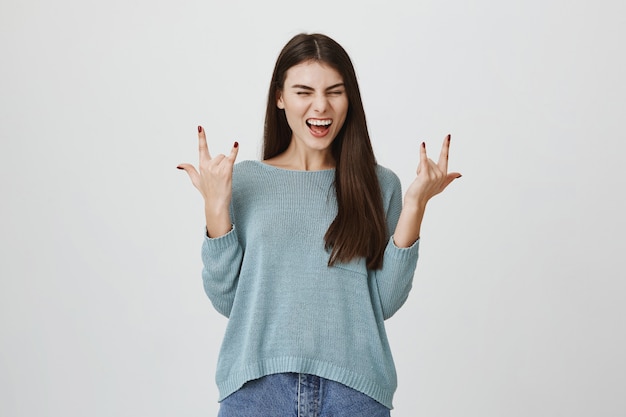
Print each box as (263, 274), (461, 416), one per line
(234, 141), (239, 148)
(198, 125), (202, 133)
(448, 134), (451, 141)
(176, 166), (183, 170)
(421, 142), (426, 148)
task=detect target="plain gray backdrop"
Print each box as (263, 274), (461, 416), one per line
(1, 0), (624, 416)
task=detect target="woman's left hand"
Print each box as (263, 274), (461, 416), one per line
(393, 134), (461, 247)
(404, 134), (461, 208)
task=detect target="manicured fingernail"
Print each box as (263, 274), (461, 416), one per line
(421, 142), (426, 148)
(456, 174), (462, 178)
(198, 125), (202, 133)
(448, 134), (451, 141)
(176, 166), (183, 170)
(234, 141), (239, 148)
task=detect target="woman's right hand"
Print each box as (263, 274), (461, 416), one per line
(177, 125), (239, 237)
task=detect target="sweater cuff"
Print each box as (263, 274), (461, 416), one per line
(387, 235), (420, 259)
(202, 225), (238, 250)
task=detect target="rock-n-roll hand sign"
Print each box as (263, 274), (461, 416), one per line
(406, 134), (461, 204)
(177, 125), (239, 238)
(393, 134), (461, 248)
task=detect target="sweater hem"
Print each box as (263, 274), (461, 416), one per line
(217, 356), (395, 409)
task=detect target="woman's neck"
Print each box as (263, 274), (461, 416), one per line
(264, 141), (335, 171)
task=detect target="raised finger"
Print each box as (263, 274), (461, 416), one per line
(228, 141), (240, 163)
(417, 141), (428, 175)
(420, 141), (428, 164)
(198, 125), (211, 160)
(437, 134), (451, 173)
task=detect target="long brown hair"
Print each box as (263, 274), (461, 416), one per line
(263, 33), (387, 269)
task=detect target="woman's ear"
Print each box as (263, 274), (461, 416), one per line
(276, 91), (285, 109)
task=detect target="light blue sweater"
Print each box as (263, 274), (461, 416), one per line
(201, 160), (419, 409)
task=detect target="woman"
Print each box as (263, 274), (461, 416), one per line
(178, 33), (460, 416)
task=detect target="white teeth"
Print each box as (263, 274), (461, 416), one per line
(307, 119), (332, 126)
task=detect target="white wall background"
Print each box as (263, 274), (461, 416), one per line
(1, 0), (624, 416)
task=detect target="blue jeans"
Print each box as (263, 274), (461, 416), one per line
(217, 373), (391, 417)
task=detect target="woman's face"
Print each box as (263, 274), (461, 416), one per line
(277, 60), (349, 155)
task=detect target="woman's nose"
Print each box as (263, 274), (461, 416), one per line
(312, 94), (328, 112)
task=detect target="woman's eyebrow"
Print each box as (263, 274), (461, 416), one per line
(290, 84), (314, 91)
(290, 83), (345, 91)
(325, 83), (345, 91)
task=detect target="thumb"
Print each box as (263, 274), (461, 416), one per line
(443, 172), (462, 187)
(176, 163), (200, 188)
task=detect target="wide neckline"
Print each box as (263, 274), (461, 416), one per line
(252, 159), (335, 173)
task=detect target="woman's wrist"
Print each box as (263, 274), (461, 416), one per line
(393, 203), (427, 248)
(204, 203), (232, 238)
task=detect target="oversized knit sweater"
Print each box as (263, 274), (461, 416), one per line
(201, 160), (420, 409)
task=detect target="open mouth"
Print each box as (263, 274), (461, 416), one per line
(306, 118), (332, 136)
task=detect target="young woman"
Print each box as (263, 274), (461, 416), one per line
(177, 33), (461, 417)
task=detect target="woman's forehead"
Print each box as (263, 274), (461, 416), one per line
(284, 61), (343, 87)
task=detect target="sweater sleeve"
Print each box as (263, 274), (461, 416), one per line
(201, 226), (243, 317)
(373, 237), (419, 320)
(372, 167), (420, 320)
